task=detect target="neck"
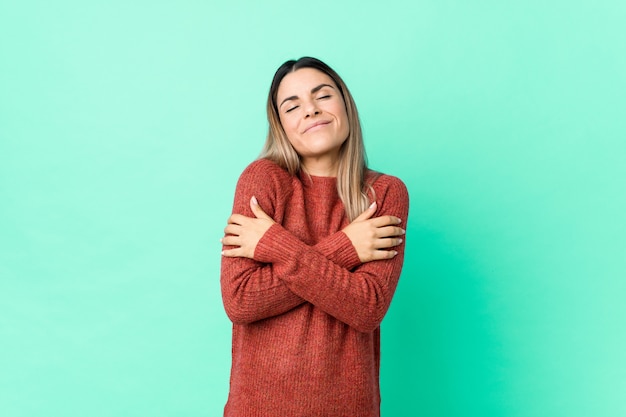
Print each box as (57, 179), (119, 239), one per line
(301, 155), (339, 177)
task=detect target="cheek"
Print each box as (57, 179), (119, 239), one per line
(331, 101), (349, 125)
(337, 106), (350, 134)
(280, 117), (300, 141)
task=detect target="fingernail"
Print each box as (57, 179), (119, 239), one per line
(369, 201), (377, 210)
(401, 228), (406, 234)
(220, 238), (223, 243)
(398, 238), (403, 244)
(396, 218), (402, 224)
(393, 251), (398, 256)
(251, 196), (258, 205)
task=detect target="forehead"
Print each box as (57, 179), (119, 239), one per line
(276, 68), (338, 100)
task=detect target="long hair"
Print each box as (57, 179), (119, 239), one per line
(260, 57), (374, 222)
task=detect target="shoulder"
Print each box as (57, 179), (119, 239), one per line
(240, 158), (290, 180)
(234, 158), (295, 210)
(230, 159), (291, 217)
(367, 171), (410, 216)
(368, 171), (409, 200)
(237, 158), (293, 188)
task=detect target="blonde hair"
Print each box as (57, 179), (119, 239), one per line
(260, 57), (375, 221)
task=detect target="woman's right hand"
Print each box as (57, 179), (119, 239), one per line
(341, 202), (405, 263)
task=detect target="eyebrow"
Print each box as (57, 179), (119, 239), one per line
(279, 83), (335, 108)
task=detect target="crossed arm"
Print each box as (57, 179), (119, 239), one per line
(219, 167), (408, 332)
(222, 196), (404, 262)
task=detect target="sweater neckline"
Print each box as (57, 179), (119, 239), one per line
(298, 170), (338, 198)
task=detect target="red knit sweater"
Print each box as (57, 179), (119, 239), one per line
(221, 158), (409, 417)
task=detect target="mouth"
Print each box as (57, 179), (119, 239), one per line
(303, 120), (331, 133)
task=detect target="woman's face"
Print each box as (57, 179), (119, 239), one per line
(276, 68), (349, 173)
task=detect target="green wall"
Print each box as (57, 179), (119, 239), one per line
(1, 1), (624, 416)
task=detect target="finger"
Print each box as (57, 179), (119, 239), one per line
(220, 235), (240, 247)
(228, 213), (249, 225)
(370, 249), (398, 261)
(374, 237), (403, 249)
(221, 247), (245, 257)
(224, 223), (242, 236)
(375, 225), (406, 238)
(353, 201), (377, 222)
(250, 196), (273, 221)
(371, 215), (402, 228)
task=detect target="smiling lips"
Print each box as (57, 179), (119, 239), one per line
(303, 120), (331, 133)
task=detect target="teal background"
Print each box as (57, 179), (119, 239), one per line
(1, 1), (625, 416)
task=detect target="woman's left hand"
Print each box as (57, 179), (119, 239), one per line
(221, 196), (276, 259)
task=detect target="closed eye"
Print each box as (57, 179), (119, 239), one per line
(318, 95), (331, 100)
(285, 105), (299, 113)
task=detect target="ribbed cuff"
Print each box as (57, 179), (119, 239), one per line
(254, 224), (305, 265)
(315, 231), (362, 270)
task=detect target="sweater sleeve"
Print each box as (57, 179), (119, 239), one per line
(313, 231), (362, 270)
(220, 161), (306, 324)
(254, 176), (409, 333)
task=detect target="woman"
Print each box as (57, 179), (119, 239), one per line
(220, 57), (409, 417)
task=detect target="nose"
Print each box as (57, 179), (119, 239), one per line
(303, 100), (320, 118)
